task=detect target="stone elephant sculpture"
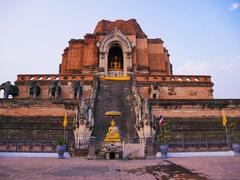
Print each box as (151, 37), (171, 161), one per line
(49, 81), (61, 98)
(0, 81), (19, 99)
(29, 81), (41, 98)
(72, 81), (82, 99)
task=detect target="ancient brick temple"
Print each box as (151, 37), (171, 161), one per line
(0, 19), (239, 155)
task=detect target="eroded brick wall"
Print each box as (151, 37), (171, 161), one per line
(0, 99), (77, 140)
(150, 99), (240, 140)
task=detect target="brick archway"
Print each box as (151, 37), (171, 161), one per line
(97, 28), (134, 76)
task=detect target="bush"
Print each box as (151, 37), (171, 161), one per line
(57, 136), (65, 145)
(229, 121), (240, 143)
(157, 123), (171, 145)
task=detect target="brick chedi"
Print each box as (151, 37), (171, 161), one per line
(16, 19), (213, 100)
(60, 19), (171, 76)
(0, 19), (239, 156)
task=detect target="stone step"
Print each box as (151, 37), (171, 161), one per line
(73, 149), (88, 157)
(93, 80), (137, 141)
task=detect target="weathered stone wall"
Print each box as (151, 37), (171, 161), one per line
(137, 75), (213, 99)
(0, 99), (76, 117)
(150, 99), (240, 140)
(66, 40), (84, 72)
(15, 75), (94, 99)
(0, 99), (78, 140)
(0, 116), (74, 140)
(150, 99), (240, 118)
(139, 86), (213, 99)
(59, 19), (172, 76)
(83, 34), (98, 67)
(136, 38), (149, 66)
(94, 19), (147, 38)
(13, 74), (214, 100)
(147, 39), (170, 74)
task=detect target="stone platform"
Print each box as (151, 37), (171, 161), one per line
(0, 157), (239, 179)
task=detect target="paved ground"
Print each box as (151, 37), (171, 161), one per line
(0, 157), (239, 179)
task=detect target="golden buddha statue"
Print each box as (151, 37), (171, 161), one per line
(110, 56), (122, 70)
(105, 118), (121, 142)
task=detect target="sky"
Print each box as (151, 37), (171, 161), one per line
(0, 0), (240, 98)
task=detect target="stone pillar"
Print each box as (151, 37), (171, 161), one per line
(87, 136), (96, 159)
(115, 152), (119, 159)
(106, 152), (110, 159)
(145, 137), (154, 159)
(123, 52), (127, 76)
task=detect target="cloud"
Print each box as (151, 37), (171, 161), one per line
(175, 59), (240, 75)
(175, 59), (240, 98)
(175, 60), (211, 75)
(229, 2), (240, 10)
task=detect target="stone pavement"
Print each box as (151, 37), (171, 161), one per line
(0, 157), (239, 179)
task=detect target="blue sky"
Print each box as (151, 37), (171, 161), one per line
(0, 0), (239, 98)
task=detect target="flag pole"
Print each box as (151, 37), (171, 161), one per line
(225, 125), (230, 149)
(222, 110), (230, 149)
(64, 126), (66, 143)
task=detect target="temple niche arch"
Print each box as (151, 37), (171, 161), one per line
(97, 28), (134, 77)
(108, 44), (123, 71)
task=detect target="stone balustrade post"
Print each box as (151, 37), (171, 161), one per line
(145, 137), (154, 159)
(87, 136), (96, 159)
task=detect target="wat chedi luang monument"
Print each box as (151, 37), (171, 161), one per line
(0, 19), (240, 158)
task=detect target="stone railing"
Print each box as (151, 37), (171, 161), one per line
(136, 75), (211, 83)
(0, 139), (74, 153)
(17, 74), (95, 81)
(131, 76), (143, 125)
(154, 138), (230, 153)
(73, 77), (99, 148)
(89, 77), (99, 125)
(107, 71), (123, 77)
(131, 76), (156, 140)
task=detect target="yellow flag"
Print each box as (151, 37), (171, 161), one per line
(63, 112), (68, 127)
(222, 111), (227, 127)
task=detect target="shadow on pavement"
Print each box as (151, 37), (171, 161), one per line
(124, 160), (208, 179)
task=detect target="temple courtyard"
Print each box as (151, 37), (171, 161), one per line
(0, 157), (240, 179)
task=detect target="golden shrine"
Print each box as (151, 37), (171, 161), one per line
(104, 111), (122, 142)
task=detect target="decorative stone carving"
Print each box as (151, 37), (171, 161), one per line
(136, 65), (150, 72)
(97, 28), (135, 76)
(97, 28), (133, 53)
(208, 88), (214, 96)
(132, 77), (156, 143)
(73, 100), (92, 148)
(189, 90), (197, 96)
(149, 84), (160, 99)
(80, 98), (89, 119)
(168, 87), (176, 95)
(0, 81), (19, 99)
(73, 78), (98, 148)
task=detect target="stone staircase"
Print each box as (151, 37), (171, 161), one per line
(93, 79), (136, 141)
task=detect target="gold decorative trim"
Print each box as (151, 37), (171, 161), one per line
(101, 76), (130, 81)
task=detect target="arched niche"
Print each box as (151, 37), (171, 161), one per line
(108, 44), (123, 71)
(97, 28), (134, 76)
